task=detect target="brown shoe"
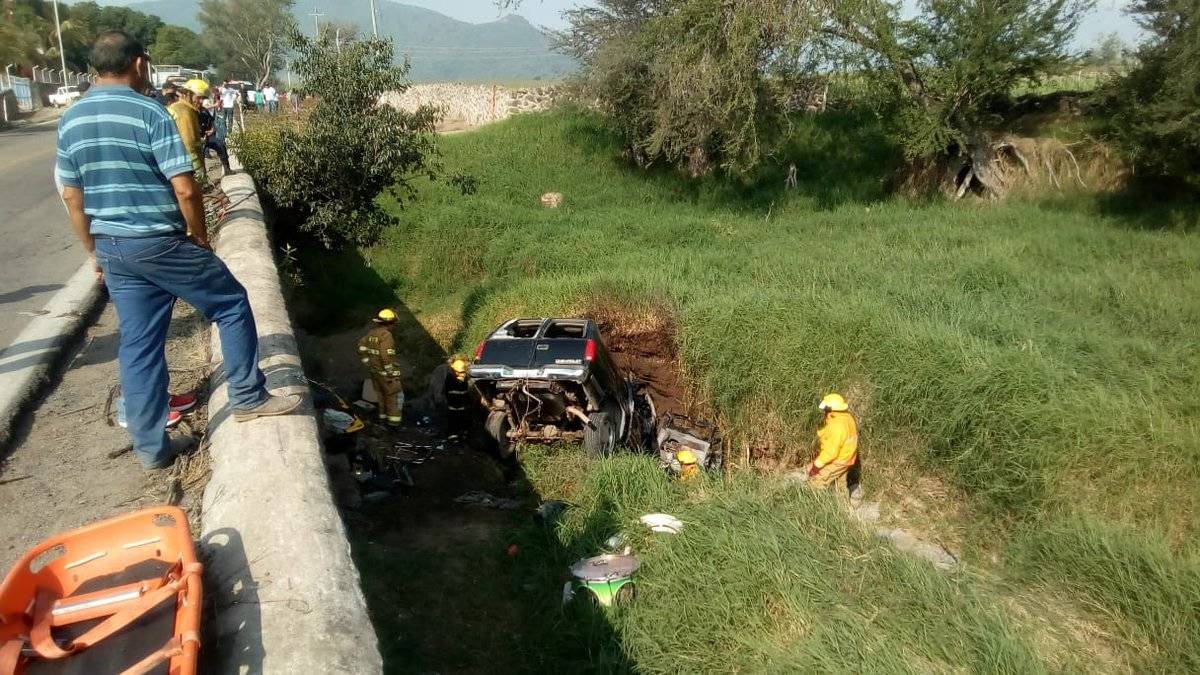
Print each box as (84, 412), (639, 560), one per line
(234, 394), (302, 422)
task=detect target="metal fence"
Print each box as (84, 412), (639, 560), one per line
(5, 76), (34, 111)
(1, 68), (97, 116)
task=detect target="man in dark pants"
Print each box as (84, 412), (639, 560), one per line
(444, 356), (471, 438)
(197, 98), (233, 175)
(57, 31), (300, 469)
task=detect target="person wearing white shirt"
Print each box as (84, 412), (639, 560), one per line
(262, 83), (278, 113)
(219, 81), (239, 131)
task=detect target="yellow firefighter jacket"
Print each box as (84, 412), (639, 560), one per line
(167, 99), (204, 175)
(814, 411), (858, 468)
(358, 326), (402, 378)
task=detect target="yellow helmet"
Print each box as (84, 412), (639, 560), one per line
(819, 393), (848, 412)
(181, 78), (210, 98)
(449, 356), (468, 375)
(676, 449), (698, 465)
(374, 308), (397, 323)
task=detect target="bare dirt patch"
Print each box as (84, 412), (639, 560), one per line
(587, 304), (690, 419)
(0, 301), (212, 571)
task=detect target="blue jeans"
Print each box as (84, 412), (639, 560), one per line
(95, 233), (268, 466)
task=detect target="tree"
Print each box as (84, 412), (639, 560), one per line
(558, 0), (823, 175)
(826, 0), (1091, 196)
(95, 4), (162, 47)
(150, 25), (214, 69)
(1085, 32), (1127, 67)
(558, 0), (1088, 191)
(230, 30), (440, 247)
(1099, 0), (1200, 193)
(199, 0), (294, 87)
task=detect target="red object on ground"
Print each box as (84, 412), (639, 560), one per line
(165, 411), (183, 428)
(506, 544), (519, 557)
(168, 394), (197, 414)
(0, 507), (203, 675)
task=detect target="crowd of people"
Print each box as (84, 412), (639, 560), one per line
(55, 30), (302, 469)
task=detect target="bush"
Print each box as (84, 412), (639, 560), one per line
(1098, 0), (1200, 194)
(230, 31), (439, 248)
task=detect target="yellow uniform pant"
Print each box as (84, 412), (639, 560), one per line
(372, 374), (404, 424)
(808, 461), (853, 497)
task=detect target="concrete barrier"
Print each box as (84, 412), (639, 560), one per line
(200, 172), (382, 674)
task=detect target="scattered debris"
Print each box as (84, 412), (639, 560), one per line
(534, 500), (570, 526)
(455, 491), (522, 510)
(566, 554), (639, 607)
(640, 513), (683, 534)
(322, 408), (363, 434)
(540, 192), (564, 208)
(656, 413), (722, 476)
(604, 533), (632, 556)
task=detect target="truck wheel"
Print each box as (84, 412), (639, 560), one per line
(584, 410), (617, 457)
(486, 411), (514, 460)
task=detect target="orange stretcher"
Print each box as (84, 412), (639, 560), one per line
(0, 507), (202, 675)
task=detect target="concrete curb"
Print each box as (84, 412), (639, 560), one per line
(0, 261), (102, 448)
(199, 172), (382, 674)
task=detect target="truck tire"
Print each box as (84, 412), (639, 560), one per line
(584, 409), (617, 457)
(486, 411), (514, 460)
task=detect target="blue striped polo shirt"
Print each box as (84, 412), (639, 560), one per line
(55, 84), (193, 237)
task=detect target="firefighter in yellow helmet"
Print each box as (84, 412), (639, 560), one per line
(444, 355), (471, 437)
(805, 393), (859, 496)
(168, 79), (209, 180)
(358, 309), (404, 426)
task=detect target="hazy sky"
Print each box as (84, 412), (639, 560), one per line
(405, 0), (1143, 46)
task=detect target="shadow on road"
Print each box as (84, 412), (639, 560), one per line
(0, 283), (63, 305)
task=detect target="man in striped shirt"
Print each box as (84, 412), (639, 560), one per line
(57, 31), (300, 469)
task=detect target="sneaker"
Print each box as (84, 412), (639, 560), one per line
(234, 394), (302, 422)
(117, 402), (183, 429)
(169, 393), (198, 413)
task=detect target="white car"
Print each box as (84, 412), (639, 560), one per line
(49, 85), (82, 107)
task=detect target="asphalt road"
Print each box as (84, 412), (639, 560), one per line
(0, 120), (86, 350)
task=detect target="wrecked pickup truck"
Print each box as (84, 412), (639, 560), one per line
(469, 318), (655, 458)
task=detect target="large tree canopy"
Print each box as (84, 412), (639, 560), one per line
(150, 25), (214, 69)
(1099, 0), (1200, 193)
(556, 0), (1089, 186)
(199, 0), (294, 86)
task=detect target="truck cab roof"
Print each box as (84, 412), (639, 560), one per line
(470, 318), (612, 384)
(485, 318), (597, 341)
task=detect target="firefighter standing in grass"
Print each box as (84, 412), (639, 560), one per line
(359, 309), (404, 426)
(444, 356), (471, 437)
(806, 393), (859, 496)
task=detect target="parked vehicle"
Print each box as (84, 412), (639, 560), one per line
(48, 85), (80, 107)
(469, 318), (656, 458)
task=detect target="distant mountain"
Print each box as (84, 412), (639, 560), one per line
(69, 0), (576, 82)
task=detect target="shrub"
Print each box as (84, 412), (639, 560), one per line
(1097, 0), (1200, 194)
(230, 30), (439, 248)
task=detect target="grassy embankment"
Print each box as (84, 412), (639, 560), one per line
(303, 109), (1199, 672)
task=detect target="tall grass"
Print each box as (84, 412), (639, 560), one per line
(301, 109), (1200, 668)
(511, 449), (1109, 673)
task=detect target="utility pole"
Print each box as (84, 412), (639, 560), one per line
(51, 0), (68, 81)
(368, 0), (379, 38)
(308, 10), (325, 38)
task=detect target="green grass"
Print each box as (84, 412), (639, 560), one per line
(505, 448), (1120, 672)
(300, 109), (1200, 670)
